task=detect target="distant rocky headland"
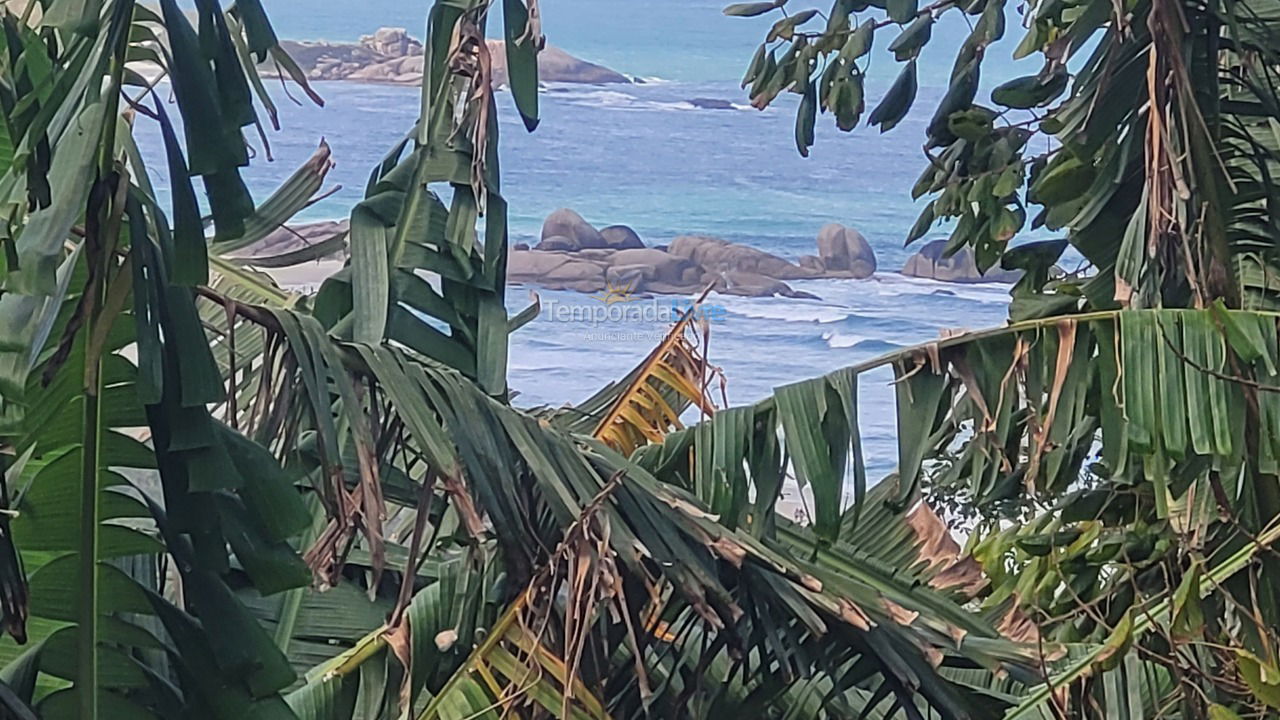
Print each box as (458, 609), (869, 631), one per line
(247, 209), (1017, 299)
(268, 27), (630, 86)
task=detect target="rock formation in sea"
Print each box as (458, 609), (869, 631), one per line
(813, 223), (876, 277)
(269, 27), (630, 86)
(688, 98), (735, 110)
(901, 239), (1022, 283)
(244, 213), (1026, 297)
(503, 210), (885, 297)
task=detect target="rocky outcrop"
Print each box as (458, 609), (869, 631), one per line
(718, 270), (815, 299)
(798, 255), (827, 273)
(362, 27), (420, 57)
(902, 239), (1022, 283)
(240, 215), (1017, 300)
(816, 223), (876, 278)
(508, 211), (884, 297)
(271, 28), (628, 87)
(689, 98), (735, 110)
(668, 235), (818, 280)
(599, 225), (645, 250)
(608, 248), (703, 286)
(538, 208), (607, 250)
(494, 44), (629, 86)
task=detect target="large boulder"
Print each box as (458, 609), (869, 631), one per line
(816, 223), (876, 278)
(346, 62), (398, 82)
(543, 259), (607, 286)
(540, 260), (608, 293)
(536, 236), (578, 252)
(607, 264), (703, 294)
(717, 270), (818, 299)
(607, 248), (701, 285)
(489, 42), (629, 87)
(270, 34), (627, 88)
(668, 235), (817, 280)
(605, 264), (651, 290)
(275, 40), (382, 80)
(599, 224), (645, 250)
(538, 208), (607, 250)
(508, 249), (610, 292)
(359, 27), (422, 57)
(901, 239), (1022, 283)
(798, 255), (826, 273)
(507, 249), (573, 282)
(689, 97), (735, 110)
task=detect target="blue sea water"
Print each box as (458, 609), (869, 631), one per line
(147, 0), (1040, 481)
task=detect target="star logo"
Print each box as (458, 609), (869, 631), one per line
(591, 277), (640, 305)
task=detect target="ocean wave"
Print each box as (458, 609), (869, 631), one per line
(821, 330), (865, 348)
(822, 332), (907, 353)
(723, 299), (851, 324)
(552, 89), (699, 113)
(785, 276), (1009, 314)
(547, 88), (762, 114)
(829, 274), (1014, 304)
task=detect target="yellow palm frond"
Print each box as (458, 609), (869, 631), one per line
(591, 288), (719, 454)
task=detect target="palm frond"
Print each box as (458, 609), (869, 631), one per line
(589, 290), (719, 454)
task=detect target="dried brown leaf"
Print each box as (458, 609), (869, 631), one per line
(838, 598), (873, 630)
(882, 598), (920, 626)
(710, 536), (747, 567)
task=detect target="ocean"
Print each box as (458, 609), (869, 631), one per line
(147, 0), (1035, 484)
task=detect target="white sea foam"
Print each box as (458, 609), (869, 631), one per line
(871, 273), (1012, 301)
(722, 299), (851, 324)
(555, 89), (700, 113)
(551, 88), (763, 114)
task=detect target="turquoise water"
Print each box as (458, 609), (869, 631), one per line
(147, 0), (1034, 479)
(242, 0), (1041, 270)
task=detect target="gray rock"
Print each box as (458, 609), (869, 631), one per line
(599, 224), (645, 250)
(274, 41), (382, 79)
(347, 63), (398, 82)
(359, 27), (422, 57)
(508, 250), (572, 281)
(647, 280), (706, 294)
(798, 255), (826, 273)
(607, 248), (701, 285)
(575, 248), (617, 261)
(605, 264), (649, 289)
(490, 42), (630, 87)
(538, 208), (607, 250)
(269, 32), (628, 88)
(668, 235), (818, 280)
(689, 97), (735, 110)
(535, 235), (578, 252)
(717, 270), (814, 299)
(542, 258), (607, 289)
(901, 239), (1022, 283)
(816, 223), (876, 278)
(509, 231), (848, 298)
